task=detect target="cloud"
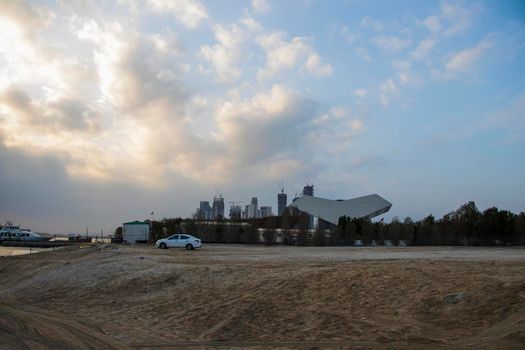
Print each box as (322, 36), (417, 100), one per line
(410, 37), (435, 60)
(308, 106), (364, 155)
(360, 16), (383, 32)
(417, 1), (480, 37)
(200, 24), (246, 82)
(373, 35), (412, 53)
(304, 52), (333, 77)
(252, 0), (271, 14)
(418, 15), (442, 33)
(146, 0), (208, 28)
(354, 89), (367, 98)
(216, 84), (319, 167)
(339, 25), (357, 43)
(0, 10), (213, 187)
(257, 32), (332, 79)
(445, 37), (492, 73)
(0, 86), (100, 134)
(392, 61), (418, 86)
(0, 2), (340, 191)
(200, 17), (262, 82)
(355, 47), (371, 62)
(378, 78), (399, 106)
(480, 94), (525, 139)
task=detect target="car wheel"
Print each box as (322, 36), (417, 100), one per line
(186, 244), (193, 250)
(159, 242), (167, 249)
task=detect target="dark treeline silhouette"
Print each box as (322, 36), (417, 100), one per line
(335, 201), (524, 246)
(147, 217), (260, 244)
(131, 201), (524, 246)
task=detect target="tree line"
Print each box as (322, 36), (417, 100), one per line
(116, 201), (524, 246)
(334, 201), (524, 246)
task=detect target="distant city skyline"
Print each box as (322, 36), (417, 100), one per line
(1, 1), (524, 233)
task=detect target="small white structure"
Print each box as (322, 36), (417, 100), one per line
(122, 221), (149, 244)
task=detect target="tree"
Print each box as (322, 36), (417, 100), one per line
(114, 226), (123, 242)
(263, 229), (276, 245)
(244, 225), (259, 244)
(456, 201), (482, 245)
(313, 226), (325, 246)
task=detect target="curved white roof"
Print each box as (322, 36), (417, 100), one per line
(290, 194), (392, 225)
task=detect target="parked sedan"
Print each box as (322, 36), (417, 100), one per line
(155, 234), (202, 250)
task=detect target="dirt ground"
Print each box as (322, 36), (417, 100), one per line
(0, 244), (524, 350)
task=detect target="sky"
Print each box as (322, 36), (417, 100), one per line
(0, 0), (524, 234)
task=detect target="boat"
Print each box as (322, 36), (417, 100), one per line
(0, 224), (51, 241)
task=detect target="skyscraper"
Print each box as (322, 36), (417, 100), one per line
(260, 206), (272, 217)
(212, 195), (224, 219)
(278, 192), (287, 216)
(248, 197), (258, 218)
(229, 205), (242, 220)
(302, 184), (314, 229)
(198, 201), (212, 220)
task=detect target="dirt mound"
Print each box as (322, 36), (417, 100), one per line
(0, 245), (524, 349)
(0, 301), (128, 350)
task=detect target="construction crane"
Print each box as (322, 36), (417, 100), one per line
(214, 186), (222, 198)
(278, 181), (285, 194)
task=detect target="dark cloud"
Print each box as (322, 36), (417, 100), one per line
(0, 85), (100, 133)
(0, 141), (204, 233)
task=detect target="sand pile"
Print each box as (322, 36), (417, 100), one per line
(0, 244), (524, 349)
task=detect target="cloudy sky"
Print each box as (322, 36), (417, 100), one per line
(1, 0), (524, 234)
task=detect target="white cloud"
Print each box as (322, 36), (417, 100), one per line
(340, 25), (357, 43)
(350, 118), (363, 131)
(199, 17), (262, 83)
(378, 78), (399, 106)
(257, 32), (332, 80)
(417, 1), (480, 37)
(392, 61), (417, 86)
(200, 24), (246, 82)
(445, 38), (492, 73)
(411, 37), (435, 60)
(146, 0), (208, 29)
(240, 16), (263, 32)
(308, 107), (364, 155)
(0, 7), (222, 186)
(354, 89), (367, 98)
(360, 16), (383, 32)
(373, 35), (411, 53)
(418, 16), (442, 33)
(215, 84), (319, 170)
(252, 0), (271, 14)
(355, 47), (371, 62)
(304, 52), (333, 77)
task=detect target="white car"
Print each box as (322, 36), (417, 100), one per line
(156, 234), (202, 250)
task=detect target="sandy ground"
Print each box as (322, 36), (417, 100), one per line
(0, 244), (524, 349)
(0, 246), (50, 257)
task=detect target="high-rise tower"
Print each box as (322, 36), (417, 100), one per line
(278, 192), (287, 216)
(212, 195), (224, 219)
(248, 197), (258, 218)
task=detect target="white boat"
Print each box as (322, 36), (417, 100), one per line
(0, 225), (50, 241)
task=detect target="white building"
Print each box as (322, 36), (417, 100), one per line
(290, 194), (392, 226)
(122, 221), (149, 244)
